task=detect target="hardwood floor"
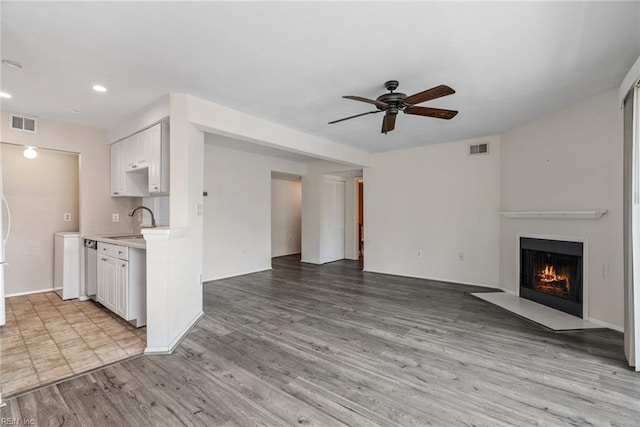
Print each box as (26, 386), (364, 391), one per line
(2, 255), (639, 425)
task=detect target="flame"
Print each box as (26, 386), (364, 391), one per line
(536, 264), (570, 293)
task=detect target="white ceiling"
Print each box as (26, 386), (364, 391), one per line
(1, 2), (638, 153)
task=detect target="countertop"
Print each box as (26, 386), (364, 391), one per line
(84, 234), (147, 250)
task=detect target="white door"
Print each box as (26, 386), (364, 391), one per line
(321, 179), (345, 263)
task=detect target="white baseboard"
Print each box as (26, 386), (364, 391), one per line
(587, 317), (624, 332)
(362, 268), (499, 290)
(6, 287), (56, 298)
(144, 311), (204, 355)
(272, 251), (301, 258)
(203, 268), (272, 283)
(300, 258), (323, 265)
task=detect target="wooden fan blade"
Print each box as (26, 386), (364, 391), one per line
(328, 110), (381, 124)
(404, 106), (458, 120)
(343, 95), (389, 109)
(402, 85), (455, 106)
(381, 113), (397, 134)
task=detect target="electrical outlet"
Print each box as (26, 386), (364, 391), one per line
(112, 213), (120, 223)
(63, 213), (71, 222)
(458, 252), (465, 261)
(417, 250), (423, 258)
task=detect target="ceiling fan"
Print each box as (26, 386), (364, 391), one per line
(328, 80), (458, 134)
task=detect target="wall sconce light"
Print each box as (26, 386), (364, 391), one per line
(23, 146), (37, 159)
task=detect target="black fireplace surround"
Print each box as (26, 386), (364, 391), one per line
(520, 237), (583, 318)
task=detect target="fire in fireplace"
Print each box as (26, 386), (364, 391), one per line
(535, 263), (571, 296)
(520, 237), (583, 317)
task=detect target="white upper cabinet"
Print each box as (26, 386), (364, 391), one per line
(110, 122), (169, 197)
(126, 130), (150, 171)
(147, 123), (169, 195)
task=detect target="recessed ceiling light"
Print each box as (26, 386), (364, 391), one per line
(92, 84), (107, 93)
(0, 92), (12, 99)
(2, 60), (23, 69)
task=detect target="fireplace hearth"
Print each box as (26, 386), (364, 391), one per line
(519, 237), (583, 317)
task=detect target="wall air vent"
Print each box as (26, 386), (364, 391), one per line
(469, 142), (489, 156)
(9, 113), (38, 133)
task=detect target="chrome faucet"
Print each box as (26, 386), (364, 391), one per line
(128, 206), (157, 228)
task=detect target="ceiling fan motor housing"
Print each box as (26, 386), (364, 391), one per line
(376, 92), (407, 110)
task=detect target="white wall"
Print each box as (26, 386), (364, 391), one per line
(500, 89), (624, 329)
(203, 136), (306, 281)
(364, 135), (502, 287)
(1, 144), (79, 295)
(144, 96), (205, 354)
(271, 178), (302, 257)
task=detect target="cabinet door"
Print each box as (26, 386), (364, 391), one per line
(116, 260), (129, 319)
(148, 123), (162, 193)
(97, 255), (116, 310)
(104, 256), (117, 311)
(125, 134), (138, 171)
(110, 143), (121, 196)
(96, 256), (107, 304)
(137, 128), (150, 169)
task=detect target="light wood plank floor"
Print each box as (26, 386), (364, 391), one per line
(2, 255), (639, 426)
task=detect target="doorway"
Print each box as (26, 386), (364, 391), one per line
(271, 172), (302, 260)
(1, 143), (80, 298)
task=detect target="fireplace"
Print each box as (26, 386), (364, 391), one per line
(519, 237), (583, 317)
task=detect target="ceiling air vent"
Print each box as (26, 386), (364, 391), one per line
(469, 142), (489, 156)
(9, 113), (38, 133)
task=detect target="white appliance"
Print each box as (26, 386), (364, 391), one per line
(54, 232), (80, 300)
(0, 164), (10, 326)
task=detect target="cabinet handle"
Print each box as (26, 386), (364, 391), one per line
(103, 248), (107, 251)
(121, 264), (126, 268)
(118, 251), (123, 254)
(113, 192), (119, 195)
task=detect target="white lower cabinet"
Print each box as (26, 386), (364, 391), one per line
(97, 242), (146, 327)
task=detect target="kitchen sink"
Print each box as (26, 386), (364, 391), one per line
(109, 234), (144, 240)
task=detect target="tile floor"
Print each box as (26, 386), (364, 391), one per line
(1, 292), (146, 397)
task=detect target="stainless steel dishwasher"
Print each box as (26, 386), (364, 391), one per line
(84, 239), (97, 298)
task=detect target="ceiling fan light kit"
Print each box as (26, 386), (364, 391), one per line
(329, 80), (458, 134)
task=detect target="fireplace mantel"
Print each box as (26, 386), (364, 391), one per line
(500, 210), (607, 219)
